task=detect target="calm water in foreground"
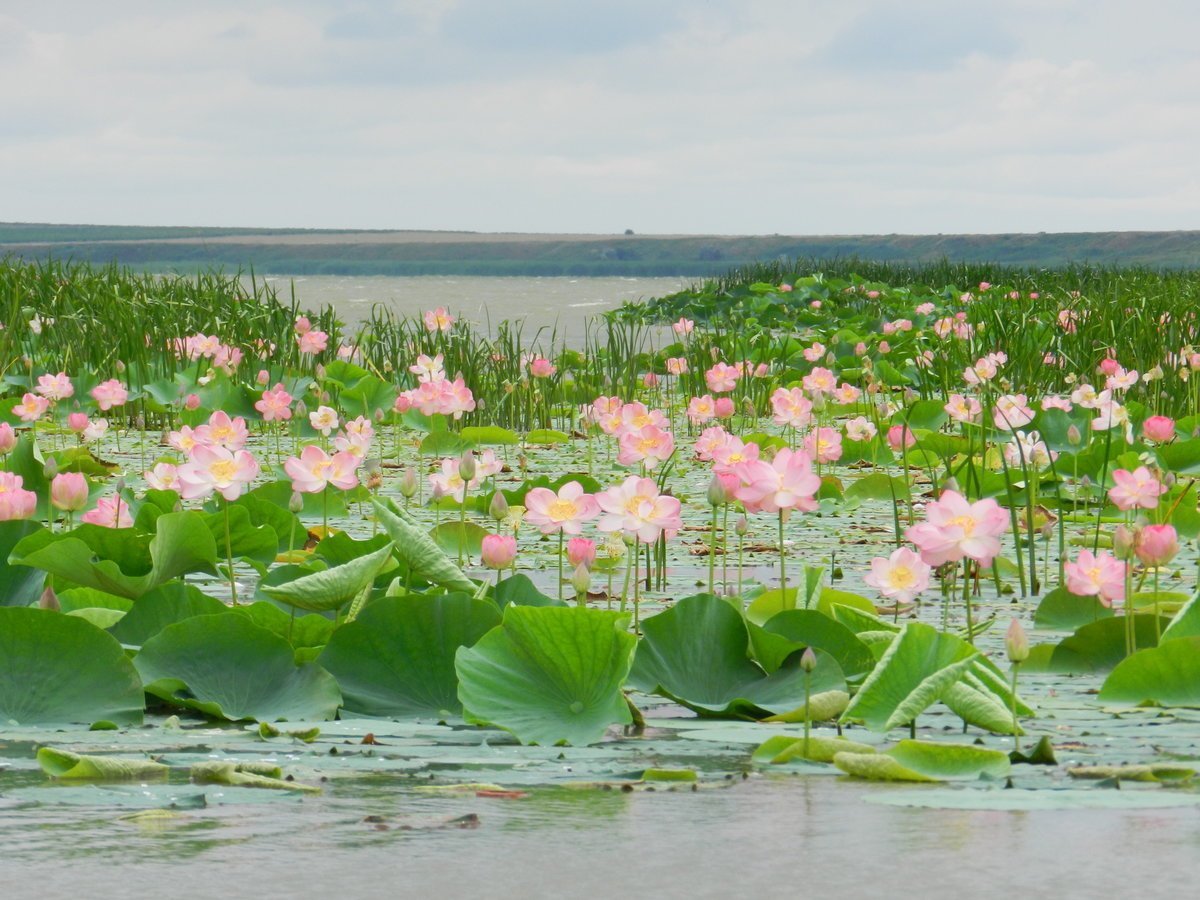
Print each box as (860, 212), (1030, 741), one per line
(3, 276), (1196, 899)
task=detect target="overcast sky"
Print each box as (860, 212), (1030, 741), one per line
(2, 0), (1197, 235)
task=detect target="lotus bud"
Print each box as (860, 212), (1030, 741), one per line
(1135, 524), (1179, 567)
(735, 515), (748, 537)
(1142, 415), (1175, 443)
(1067, 424), (1082, 446)
(184, 393), (201, 411)
(567, 537), (596, 569)
(800, 647), (818, 673)
(39, 585), (60, 611)
(571, 562), (591, 598)
(288, 491), (305, 513)
(1005, 618), (1029, 664)
(315, 364), (326, 382)
(374, 408), (386, 424)
(294, 400), (308, 420)
(811, 392), (827, 413)
(256, 369), (270, 386)
(135, 413), (145, 431)
(489, 491), (510, 522)
(714, 397), (735, 419)
(50, 472), (88, 512)
(42, 457), (58, 480)
(480, 533), (518, 570)
(707, 472), (728, 507)
(115, 359), (126, 374)
(1113, 524), (1136, 560)
(0, 422), (16, 455)
(398, 468), (419, 499)
(941, 477), (960, 495)
(458, 450), (476, 483)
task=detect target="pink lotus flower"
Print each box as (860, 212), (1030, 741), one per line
(944, 394), (982, 424)
(672, 317), (694, 335)
(1142, 415), (1176, 443)
(803, 427), (843, 464)
(714, 397), (736, 419)
(178, 445), (260, 501)
(905, 490), (1008, 567)
(50, 472), (88, 512)
(992, 394), (1035, 431)
(845, 417), (877, 442)
(617, 424), (675, 469)
(309, 405), (340, 436)
(285, 445), (360, 494)
(886, 424), (916, 451)
(733, 448), (820, 515)
(427, 456), (479, 503)
(90, 379), (128, 410)
(144, 463), (181, 492)
(665, 357), (688, 376)
(524, 481), (600, 535)
(255, 384), (294, 421)
(864, 547), (931, 604)
(567, 537), (597, 569)
(168, 425), (201, 454)
(184, 393), (201, 411)
(692, 425), (730, 461)
(529, 357), (556, 378)
(771, 387), (813, 429)
(82, 418), (108, 444)
(424, 307), (456, 333)
(0, 472), (37, 521)
(410, 353), (445, 383)
(15, 392), (49, 423)
(705, 362), (741, 394)
(0, 422), (16, 454)
(596, 475), (683, 543)
(1135, 524), (1179, 567)
(294, 316), (312, 335)
(35, 372), (74, 401)
(193, 410), (249, 451)
(686, 395), (716, 425)
(801, 367), (837, 396)
(710, 435), (760, 474)
(1064, 549), (1125, 606)
(298, 330), (329, 355)
(481, 534), (518, 570)
(1108, 466), (1166, 511)
(81, 495), (132, 529)
(833, 382), (862, 404)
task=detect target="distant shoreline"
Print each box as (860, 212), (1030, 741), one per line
(3, 223), (1199, 275)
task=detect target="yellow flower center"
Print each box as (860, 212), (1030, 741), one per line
(548, 499), (578, 521)
(209, 460), (238, 482)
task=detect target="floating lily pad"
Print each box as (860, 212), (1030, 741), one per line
(37, 747), (168, 781)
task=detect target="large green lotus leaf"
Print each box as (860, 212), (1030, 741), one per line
(259, 542), (395, 613)
(245, 478), (348, 519)
(7, 434), (50, 518)
(834, 739), (1010, 782)
(752, 734), (877, 765)
(319, 593), (501, 717)
(429, 521), (488, 559)
(56, 588), (133, 613)
(494, 573), (568, 608)
(108, 582), (229, 646)
(460, 425), (520, 446)
(1162, 589), (1200, 641)
(9, 511), (219, 600)
(751, 608), (876, 678)
(939, 657), (1034, 735)
(840, 622), (978, 732)
(746, 585), (875, 626)
(134, 614), (341, 722)
(231, 492), (305, 553)
(456, 606), (637, 746)
(628, 594), (843, 718)
(0, 608), (144, 724)
(1047, 615), (1169, 673)
(1098, 637), (1200, 707)
(230, 601), (336, 651)
(38, 747), (168, 781)
(203, 504), (278, 567)
(1033, 586), (1114, 631)
(372, 499), (477, 594)
(0, 519), (46, 606)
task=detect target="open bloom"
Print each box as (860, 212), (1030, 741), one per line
(255, 384), (294, 421)
(771, 387), (813, 429)
(905, 490), (1008, 567)
(616, 424), (675, 469)
(285, 445), (360, 494)
(596, 475), (683, 543)
(1108, 466), (1166, 511)
(705, 362), (741, 394)
(144, 463), (181, 492)
(194, 410), (249, 450)
(733, 448), (820, 515)
(0, 472), (37, 520)
(529, 357), (556, 378)
(1064, 549), (1125, 606)
(424, 307), (455, 333)
(427, 456), (479, 503)
(35, 372), (74, 401)
(298, 330), (328, 355)
(803, 427), (843, 464)
(178, 445), (260, 501)
(309, 405), (340, 436)
(81, 495), (132, 528)
(524, 481), (600, 535)
(864, 547), (931, 604)
(845, 417), (877, 442)
(15, 392), (49, 422)
(90, 379), (128, 410)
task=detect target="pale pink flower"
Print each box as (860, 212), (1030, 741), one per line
(81, 495), (132, 529)
(426, 457), (479, 503)
(666, 357), (689, 376)
(424, 307), (455, 333)
(90, 379), (128, 411)
(255, 385), (294, 421)
(0, 472), (37, 520)
(15, 392), (49, 423)
(711, 435), (760, 474)
(1003, 431), (1056, 469)
(309, 405), (340, 436)
(803, 427), (843, 464)
(845, 417), (877, 442)
(168, 425), (201, 454)
(905, 490), (1008, 567)
(67, 413), (89, 434)
(481, 534), (518, 569)
(524, 481), (600, 535)
(886, 424), (916, 451)
(1040, 395), (1073, 412)
(193, 410), (249, 451)
(618, 402), (667, 432)
(617, 424), (675, 469)
(693, 425), (730, 461)
(705, 362), (741, 394)
(294, 316), (312, 335)
(802, 367), (837, 396)
(285, 445), (359, 494)
(915, 302), (935, 315)
(475, 449), (503, 479)
(529, 357), (556, 378)
(177, 445), (260, 501)
(803, 342), (826, 363)
(144, 463), (181, 492)
(733, 448), (820, 515)
(35, 372), (74, 401)
(1142, 415), (1175, 443)
(672, 317), (694, 335)
(714, 397), (735, 418)
(687, 395), (717, 425)
(864, 547), (931, 604)
(596, 475), (683, 543)
(1064, 549), (1125, 606)
(833, 383), (862, 404)
(944, 394), (982, 424)
(1135, 524), (1179, 567)
(567, 537), (597, 569)
(50, 473), (88, 512)
(298, 330), (328, 355)
(771, 387), (813, 429)
(1108, 467), (1166, 511)
(992, 394), (1035, 431)
(81, 418), (109, 444)
(0, 423), (16, 454)
(409, 353), (446, 384)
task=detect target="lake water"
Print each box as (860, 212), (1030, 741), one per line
(250, 274), (695, 345)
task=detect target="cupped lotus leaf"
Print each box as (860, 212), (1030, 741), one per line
(0, 519), (46, 607)
(191, 760), (320, 793)
(108, 582), (228, 646)
(751, 608), (876, 678)
(460, 425), (520, 446)
(231, 602), (336, 651)
(493, 573), (567, 608)
(0, 608), (144, 725)
(259, 542), (396, 613)
(843, 472), (908, 504)
(835, 740), (1010, 782)
(318, 593), (501, 717)
(1162, 589), (1200, 641)
(525, 429), (570, 445)
(56, 588), (133, 614)
(840, 622), (978, 732)
(1048, 615), (1170, 673)
(1098, 637), (1200, 707)
(372, 499), (477, 594)
(135, 614), (341, 722)
(628, 594), (844, 718)
(752, 734), (877, 765)
(455, 606), (637, 746)
(429, 521), (489, 559)
(67, 607), (126, 629)
(420, 429), (469, 456)
(746, 585), (875, 627)
(38, 747), (168, 781)
(1034, 586), (1114, 631)
(9, 511), (218, 600)
(759, 690), (850, 724)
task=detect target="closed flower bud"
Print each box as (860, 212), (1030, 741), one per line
(800, 647), (818, 673)
(398, 468), (419, 499)
(481, 533), (517, 570)
(39, 584), (60, 611)
(489, 491), (510, 522)
(567, 537), (596, 569)
(571, 562), (591, 597)
(1005, 618), (1029, 664)
(1113, 524), (1136, 560)
(458, 450), (476, 483)
(1134, 524), (1179, 567)
(289, 491), (305, 513)
(735, 515), (749, 537)
(50, 472), (88, 512)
